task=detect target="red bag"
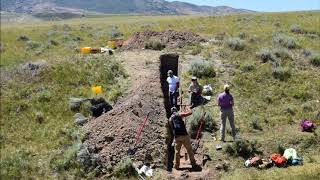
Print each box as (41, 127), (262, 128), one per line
(270, 154), (287, 167)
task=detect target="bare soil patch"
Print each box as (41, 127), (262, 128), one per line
(82, 51), (167, 169)
(123, 30), (207, 50)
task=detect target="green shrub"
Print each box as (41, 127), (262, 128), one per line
(17, 35), (30, 41)
(38, 91), (52, 102)
(144, 40), (165, 50)
(274, 22), (281, 27)
(215, 32), (226, 40)
(273, 48), (291, 59)
(226, 38), (245, 51)
(256, 48), (275, 63)
(35, 111), (45, 124)
(0, 149), (34, 179)
(284, 106), (296, 116)
(272, 66), (291, 81)
(310, 54), (320, 67)
(224, 139), (262, 159)
(109, 88), (123, 103)
(290, 24), (303, 34)
(240, 63), (255, 72)
(256, 48), (291, 63)
(273, 33), (298, 49)
(238, 32), (246, 39)
(249, 35), (258, 43)
(188, 109), (217, 138)
(302, 102), (314, 111)
(188, 60), (216, 78)
(288, 86), (311, 101)
(224, 144), (235, 156)
(113, 158), (137, 178)
(249, 117), (263, 131)
(301, 134), (320, 149)
(50, 142), (81, 172)
(190, 44), (202, 55)
(110, 27), (123, 39)
(26, 41), (41, 50)
(49, 39), (59, 46)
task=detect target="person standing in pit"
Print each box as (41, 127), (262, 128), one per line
(167, 70), (180, 109)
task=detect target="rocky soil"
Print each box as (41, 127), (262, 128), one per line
(123, 29), (207, 50)
(81, 51), (168, 169)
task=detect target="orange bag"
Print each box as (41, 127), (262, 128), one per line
(270, 154), (287, 167)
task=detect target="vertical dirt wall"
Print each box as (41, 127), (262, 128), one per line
(159, 53), (179, 118)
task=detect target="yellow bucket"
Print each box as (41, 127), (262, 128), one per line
(81, 47), (92, 54)
(107, 40), (116, 49)
(92, 86), (103, 94)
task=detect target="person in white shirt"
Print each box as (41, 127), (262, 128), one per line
(166, 70), (180, 109)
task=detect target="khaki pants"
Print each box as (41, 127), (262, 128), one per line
(175, 135), (196, 168)
(220, 108), (236, 141)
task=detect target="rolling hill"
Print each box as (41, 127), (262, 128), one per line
(0, 0), (254, 15)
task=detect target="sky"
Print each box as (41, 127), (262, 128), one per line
(167, 0), (320, 12)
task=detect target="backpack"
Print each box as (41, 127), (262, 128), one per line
(244, 156), (262, 167)
(300, 119), (316, 132)
(90, 102), (113, 117)
(250, 156), (262, 167)
(283, 148), (298, 160)
(270, 154), (287, 167)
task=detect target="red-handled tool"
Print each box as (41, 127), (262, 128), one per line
(192, 112), (206, 152)
(128, 112), (150, 155)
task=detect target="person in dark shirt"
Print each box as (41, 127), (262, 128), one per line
(188, 77), (203, 108)
(168, 107), (199, 170)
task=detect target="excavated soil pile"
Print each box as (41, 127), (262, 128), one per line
(82, 71), (167, 168)
(123, 29), (207, 49)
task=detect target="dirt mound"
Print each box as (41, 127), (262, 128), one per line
(123, 29), (207, 49)
(82, 69), (167, 168)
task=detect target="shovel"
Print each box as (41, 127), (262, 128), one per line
(128, 112), (150, 155)
(192, 112), (206, 152)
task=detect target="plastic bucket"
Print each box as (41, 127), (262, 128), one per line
(81, 47), (92, 54)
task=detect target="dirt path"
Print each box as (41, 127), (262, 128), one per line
(116, 50), (163, 88)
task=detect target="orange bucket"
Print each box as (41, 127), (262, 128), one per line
(81, 47), (92, 54)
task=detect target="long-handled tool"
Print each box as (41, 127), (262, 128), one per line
(179, 90), (183, 111)
(128, 112), (150, 155)
(192, 112), (206, 153)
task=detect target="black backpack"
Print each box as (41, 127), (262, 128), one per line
(90, 98), (113, 117)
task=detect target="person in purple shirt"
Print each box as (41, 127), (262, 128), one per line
(217, 84), (236, 142)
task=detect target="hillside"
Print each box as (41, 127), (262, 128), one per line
(1, 11), (320, 179)
(0, 0), (254, 15)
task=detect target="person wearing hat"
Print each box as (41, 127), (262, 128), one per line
(188, 77), (203, 108)
(217, 84), (236, 142)
(168, 107), (200, 170)
(166, 70), (180, 109)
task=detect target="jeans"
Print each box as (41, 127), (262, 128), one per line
(169, 92), (178, 109)
(220, 108), (236, 141)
